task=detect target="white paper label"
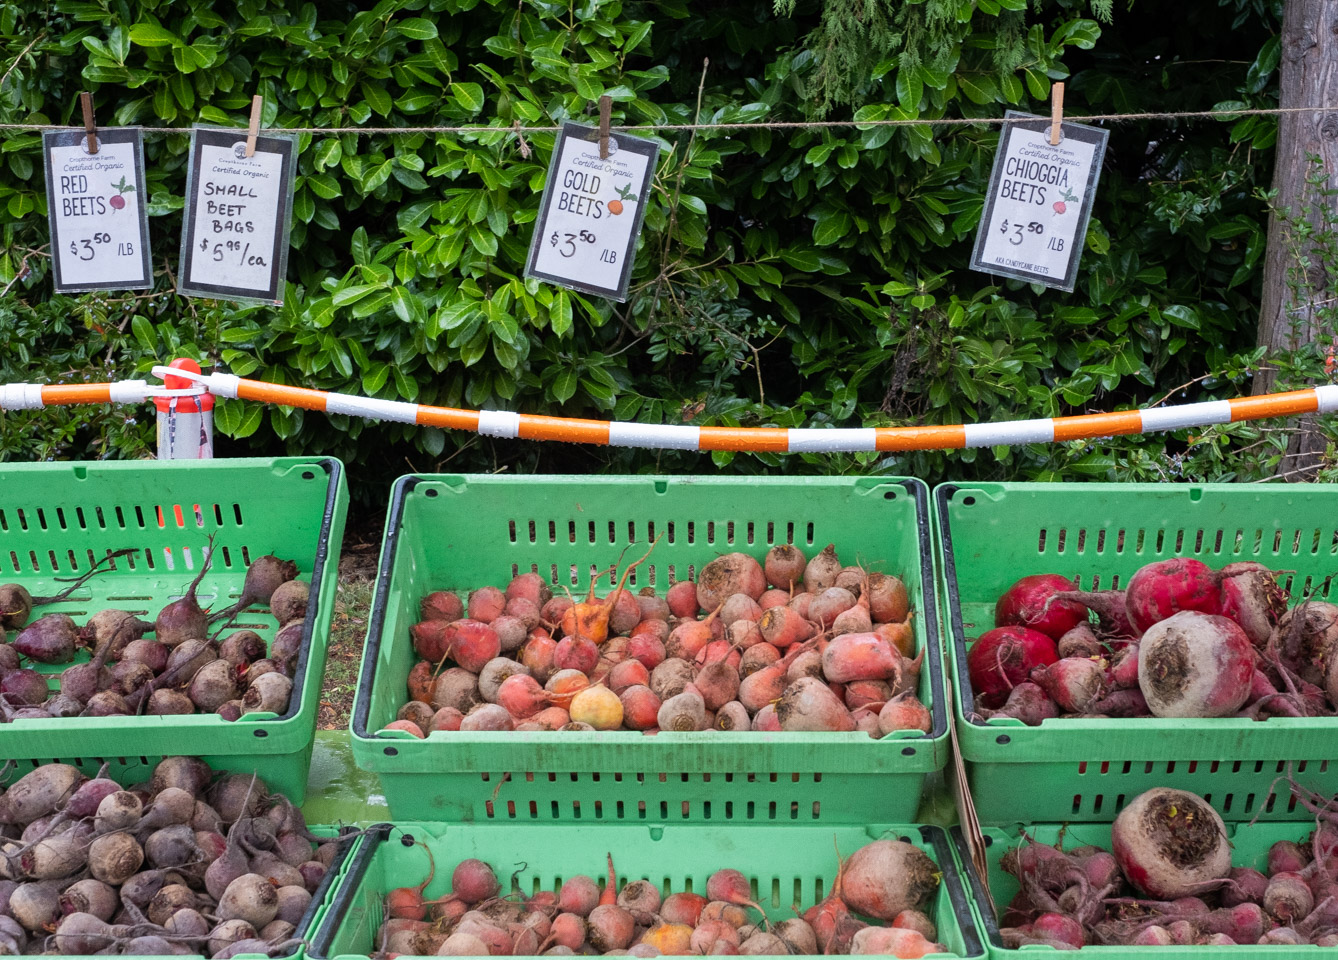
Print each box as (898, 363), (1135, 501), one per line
(178, 128), (295, 303)
(43, 130), (151, 292)
(970, 112), (1109, 292)
(525, 122), (660, 302)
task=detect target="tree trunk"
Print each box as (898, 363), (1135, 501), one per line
(1253, 0), (1338, 476)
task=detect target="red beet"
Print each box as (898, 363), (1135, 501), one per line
(13, 614), (79, 664)
(1125, 558), (1224, 635)
(966, 626), (1059, 708)
(154, 546), (214, 646)
(994, 574), (1086, 641)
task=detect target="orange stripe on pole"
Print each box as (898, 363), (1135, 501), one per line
(518, 416), (612, 445)
(42, 384), (112, 405)
(874, 425), (968, 451)
(699, 427), (790, 452)
(416, 406), (481, 431)
(235, 380), (334, 411)
(1053, 410), (1144, 441)
(1229, 390), (1318, 421)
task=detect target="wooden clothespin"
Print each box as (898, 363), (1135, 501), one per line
(79, 92), (98, 155)
(1049, 81), (1065, 146)
(597, 95), (612, 159)
(245, 95), (263, 158)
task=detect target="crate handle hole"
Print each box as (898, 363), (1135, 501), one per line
(963, 496), (976, 506)
(883, 491), (897, 500)
(252, 729), (268, 738)
(302, 471), (314, 480)
(425, 489), (439, 498)
(901, 746), (915, 756)
(384, 746), (399, 756)
(996, 734), (1011, 744)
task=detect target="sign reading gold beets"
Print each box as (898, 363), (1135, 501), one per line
(971, 111), (1109, 293)
(525, 122), (660, 303)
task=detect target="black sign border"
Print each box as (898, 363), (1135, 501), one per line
(42, 127), (153, 293)
(524, 121), (660, 303)
(970, 110), (1110, 293)
(178, 127), (296, 304)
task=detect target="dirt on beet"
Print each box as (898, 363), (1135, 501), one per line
(1145, 791), (1223, 869)
(1143, 629), (1191, 703)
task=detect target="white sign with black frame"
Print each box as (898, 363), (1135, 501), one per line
(177, 127), (296, 304)
(43, 127), (152, 293)
(525, 121), (660, 303)
(970, 111), (1109, 293)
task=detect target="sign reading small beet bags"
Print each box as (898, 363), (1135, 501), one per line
(525, 122), (660, 303)
(178, 127), (296, 304)
(43, 127), (152, 293)
(970, 111), (1109, 292)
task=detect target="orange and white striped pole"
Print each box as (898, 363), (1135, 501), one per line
(6, 368), (1337, 453)
(132, 366), (1338, 454)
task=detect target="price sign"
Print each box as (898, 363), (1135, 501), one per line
(177, 127), (296, 304)
(525, 122), (660, 302)
(42, 128), (152, 293)
(970, 111), (1109, 292)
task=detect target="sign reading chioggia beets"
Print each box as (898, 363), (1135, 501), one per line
(525, 122), (660, 303)
(177, 127), (296, 304)
(970, 111), (1109, 292)
(42, 127), (152, 293)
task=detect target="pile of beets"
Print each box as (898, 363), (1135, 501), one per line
(965, 557), (1338, 723)
(0, 549), (308, 722)
(380, 837), (943, 957)
(0, 757), (346, 957)
(383, 542), (928, 737)
(1000, 784), (1338, 947)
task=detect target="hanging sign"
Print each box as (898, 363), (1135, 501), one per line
(525, 121), (660, 303)
(177, 127), (296, 304)
(970, 111), (1109, 292)
(42, 128), (152, 293)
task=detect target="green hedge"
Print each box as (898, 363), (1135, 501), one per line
(0, 0), (1299, 492)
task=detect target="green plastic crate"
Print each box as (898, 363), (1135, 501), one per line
(936, 481), (1338, 825)
(952, 820), (1336, 958)
(308, 821), (984, 960)
(0, 457), (347, 802)
(351, 474), (947, 823)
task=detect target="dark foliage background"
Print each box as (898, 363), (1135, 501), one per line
(0, 0), (1304, 500)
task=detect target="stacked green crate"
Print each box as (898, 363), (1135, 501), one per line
(350, 474), (949, 822)
(935, 481), (1338, 955)
(310, 822), (984, 960)
(0, 457), (347, 801)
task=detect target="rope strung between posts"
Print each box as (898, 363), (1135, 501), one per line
(4, 368), (1337, 455)
(0, 104), (1328, 137)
